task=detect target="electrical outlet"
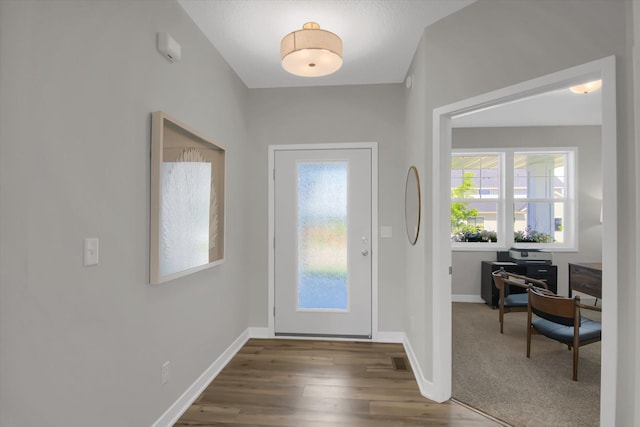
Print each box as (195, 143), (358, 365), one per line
(161, 361), (170, 385)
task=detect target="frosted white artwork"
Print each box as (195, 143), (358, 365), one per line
(160, 148), (218, 277)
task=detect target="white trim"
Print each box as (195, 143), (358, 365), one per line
(267, 143), (379, 339)
(633, 5), (640, 425)
(402, 334), (437, 401)
(247, 327), (269, 338)
(376, 331), (405, 343)
(267, 149), (276, 336)
(432, 56), (618, 425)
(599, 56), (618, 427)
(432, 106), (453, 404)
(634, 3), (640, 423)
(370, 146), (380, 340)
(452, 295), (485, 304)
(451, 147), (578, 250)
(151, 330), (250, 427)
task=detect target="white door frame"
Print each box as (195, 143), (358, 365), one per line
(634, 3), (640, 422)
(268, 143), (379, 340)
(431, 56), (617, 426)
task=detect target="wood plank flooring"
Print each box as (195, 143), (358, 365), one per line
(174, 339), (503, 426)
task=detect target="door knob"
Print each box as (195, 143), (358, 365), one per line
(361, 249), (369, 256)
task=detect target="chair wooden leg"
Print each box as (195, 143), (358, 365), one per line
(526, 306), (532, 358)
(573, 299), (580, 381)
(573, 345), (579, 381)
(498, 285), (505, 334)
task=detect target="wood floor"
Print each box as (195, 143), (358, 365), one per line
(174, 339), (503, 426)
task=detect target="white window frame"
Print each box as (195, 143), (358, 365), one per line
(451, 147), (577, 251)
(451, 151), (504, 250)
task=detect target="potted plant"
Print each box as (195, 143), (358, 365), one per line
(513, 226), (553, 243)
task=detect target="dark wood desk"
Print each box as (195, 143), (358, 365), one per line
(568, 262), (602, 299)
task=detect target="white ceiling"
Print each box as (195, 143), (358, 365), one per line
(177, 0), (602, 127)
(452, 86), (602, 128)
(177, 0), (475, 89)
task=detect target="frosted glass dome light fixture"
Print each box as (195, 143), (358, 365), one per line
(280, 22), (343, 77)
(569, 80), (602, 94)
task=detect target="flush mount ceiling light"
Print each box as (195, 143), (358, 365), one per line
(280, 22), (343, 77)
(569, 80), (602, 94)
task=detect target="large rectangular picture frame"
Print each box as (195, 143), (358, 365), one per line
(150, 111), (226, 284)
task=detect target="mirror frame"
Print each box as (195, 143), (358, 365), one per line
(405, 166), (421, 245)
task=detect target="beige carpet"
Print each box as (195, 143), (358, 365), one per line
(452, 302), (601, 427)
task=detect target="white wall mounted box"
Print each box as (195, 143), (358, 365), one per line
(158, 32), (181, 63)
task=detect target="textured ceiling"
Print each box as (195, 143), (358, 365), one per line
(177, 0), (601, 127)
(178, 0), (476, 89)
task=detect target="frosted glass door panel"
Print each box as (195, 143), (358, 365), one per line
(297, 162), (348, 310)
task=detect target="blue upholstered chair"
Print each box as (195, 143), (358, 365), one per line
(491, 269), (549, 334)
(526, 285), (602, 381)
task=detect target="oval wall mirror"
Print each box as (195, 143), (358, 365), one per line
(405, 166), (421, 245)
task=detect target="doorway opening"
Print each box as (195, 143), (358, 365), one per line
(431, 56), (617, 424)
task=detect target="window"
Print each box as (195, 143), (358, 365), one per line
(451, 149), (575, 250)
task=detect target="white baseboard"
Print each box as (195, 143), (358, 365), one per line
(402, 334), (435, 401)
(247, 328), (405, 343)
(375, 331), (405, 343)
(377, 331), (436, 399)
(248, 327), (269, 338)
(452, 294), (485, 303)
(152, 329), (251, 427)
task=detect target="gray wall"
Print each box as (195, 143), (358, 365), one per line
(1, 0), (637, 426)
(246, 85), (407, 333)
(404, 0), (636, 421)
(0, 1), (251, 426)
(451, 126), (603, 298)
(634, 3), (640, 424)
(403, 37), (430, 371)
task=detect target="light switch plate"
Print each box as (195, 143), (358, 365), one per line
(380, 226), (393, 239)
(161, 361), (170, 385)
(84, 238), (99, 266)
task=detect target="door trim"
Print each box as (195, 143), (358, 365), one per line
(268, 143), (379, 339)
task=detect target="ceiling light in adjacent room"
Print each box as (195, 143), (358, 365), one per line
(569, 80), (602, 94)
(281, 22), (343, 77)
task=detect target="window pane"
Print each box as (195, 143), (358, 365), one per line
(451, 155), (500, 199)
(514, 201), (564, 244)
(297, 162), (348, 310)
(451, 201), (498, 243)
(514, 153), (567, 199)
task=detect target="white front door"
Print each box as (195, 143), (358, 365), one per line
(273, 147), (373, 338)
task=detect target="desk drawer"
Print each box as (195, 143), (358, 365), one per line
(525, 265), (557, 293)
